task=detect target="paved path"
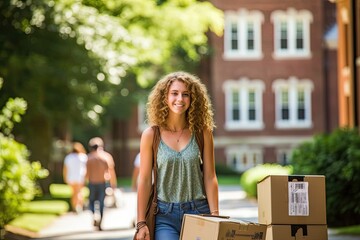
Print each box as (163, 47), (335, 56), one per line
(4, 186), (359, 240)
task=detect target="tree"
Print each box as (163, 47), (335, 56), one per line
(0, 0), (109, 188)
(0, 0), (223, 181)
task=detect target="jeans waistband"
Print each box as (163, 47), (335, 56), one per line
(157, 198), (208, 211)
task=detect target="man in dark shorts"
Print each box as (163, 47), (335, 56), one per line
(86, 137), (117, 230)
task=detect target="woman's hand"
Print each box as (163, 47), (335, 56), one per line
(136, 225), (150, 240)
(210, 209), (219, 216)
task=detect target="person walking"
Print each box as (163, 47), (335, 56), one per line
(63, 142), (88, 213)
(135, 71), (219, 240)
(86, 137), (117, 230)
(131, 152), (141, 191)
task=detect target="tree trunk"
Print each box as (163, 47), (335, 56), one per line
(22, 114), (53, 194)
(111, 119), (131, 178)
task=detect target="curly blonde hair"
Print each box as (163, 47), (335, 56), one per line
(146, 71), (215, 133)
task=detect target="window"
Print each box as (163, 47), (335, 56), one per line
(226, 146), (263, 172)
(297, 89), (305, 120)
(276, 148), (293, 165)
(248, 90), (256, 120)
(223, 78), (265, 130)
(231, 22), (239, 51)
(280, 21), (288, 50)
(280, 89), (290, 120)
(272, 76), (313, 128)
(224, 9), (264, 60)
(271, 8), (313, 59)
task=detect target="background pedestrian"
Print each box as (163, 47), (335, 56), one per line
(63, 142), (88, 213)
(131, 152), (140, 191)
(86, 137), (117, 230)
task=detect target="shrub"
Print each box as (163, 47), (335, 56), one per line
(240, 163), (293, 198)
(291, 127), (360, 227)
(0, 82), (49, 229)
(0, 135), (49, 229)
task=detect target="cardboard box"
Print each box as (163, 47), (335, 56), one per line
(266, 224), (328, 240)
(257, 175), (326, 225)
(180, 214), (267, 240)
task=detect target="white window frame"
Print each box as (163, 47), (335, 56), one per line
(223, 78), (265, 130)
(224, 9), (264, 60)
(272, 76), (313, 129)
(225, 146), (263, 172)
(271, 8), (313, 59)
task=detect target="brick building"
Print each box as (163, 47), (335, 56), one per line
(111, 0), (339, 177)
(205, 0), (338, 172)
(330, 0), (360, 127)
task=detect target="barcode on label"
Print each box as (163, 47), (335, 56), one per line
(288, 182), (309, 216)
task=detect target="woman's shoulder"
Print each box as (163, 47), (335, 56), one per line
(196, 127), (212, 136)
(141, 126), (157, 141)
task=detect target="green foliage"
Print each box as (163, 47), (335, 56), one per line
(215, 163), (240, 176)
(240, 164), (293, 198)
(0, 100), (27, 137)
(291, 127), (360, 227)
(0, 83), (49, 229)
(0, 134), (49, 228)
(0, 0), (224, 170)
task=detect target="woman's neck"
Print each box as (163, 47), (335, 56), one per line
(166, 115), (187, 132)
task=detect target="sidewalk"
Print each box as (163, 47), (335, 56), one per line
(4, 186), (359, 240)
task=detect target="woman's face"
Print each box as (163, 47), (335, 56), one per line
(167, 80), (191, 115)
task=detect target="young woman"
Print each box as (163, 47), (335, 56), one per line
(63, 142), (88, 213)
(135, 71), (219, 240)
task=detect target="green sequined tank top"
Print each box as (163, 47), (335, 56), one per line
(157, 134), (206, 202)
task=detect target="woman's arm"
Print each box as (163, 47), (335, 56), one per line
(202, 129), (219, 215)
(136, 127), (155, 239)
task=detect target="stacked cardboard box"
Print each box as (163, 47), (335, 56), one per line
(257, 175), (328, 240)
(180, 214), (267, 240)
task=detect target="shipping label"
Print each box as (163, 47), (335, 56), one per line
(288, 182), (309, 216)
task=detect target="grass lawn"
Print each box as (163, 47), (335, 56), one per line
(217, 175), (241, 185)
(118, 177), (132, 187)
(331, 225), (360, 235)
(5, 185), (71, 235)
(7, 213), (58, 233)
(6, 199), (69, 234)
(20, 200), (69, 215)
(49, 183), (89, 199)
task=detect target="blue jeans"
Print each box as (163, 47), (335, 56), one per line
(155, 198), (210, 240)
(88, 182), (106, 218)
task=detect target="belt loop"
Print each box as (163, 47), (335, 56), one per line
(191, 200), (195, 211)
(169, 202), (173, 212)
